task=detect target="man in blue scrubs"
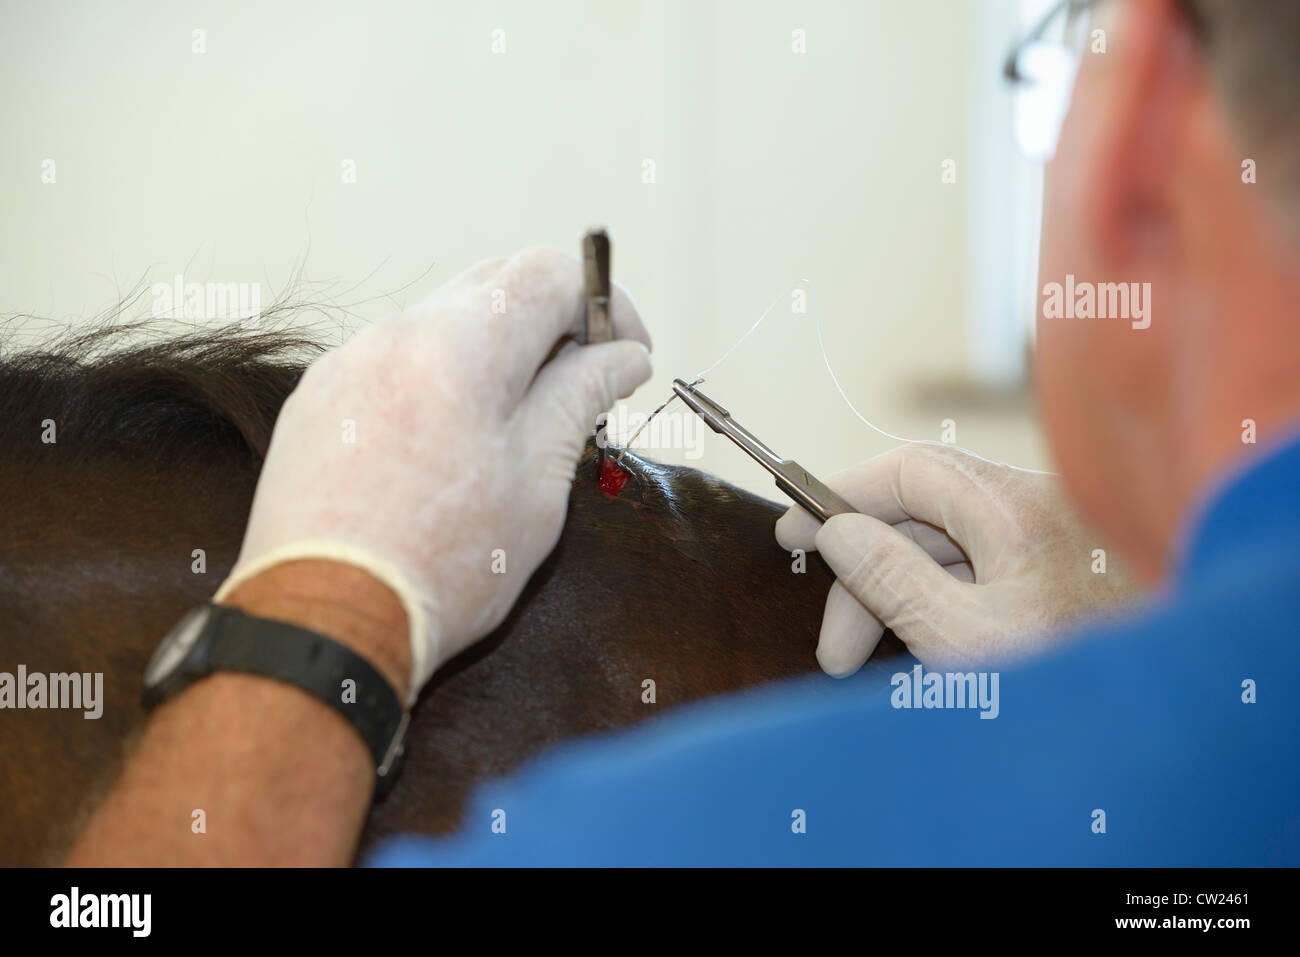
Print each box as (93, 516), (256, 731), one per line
(69, 0), (1298, 866)
(370, 0), (1300, 866)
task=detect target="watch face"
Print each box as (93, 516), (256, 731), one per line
(143, 606), (212, 688)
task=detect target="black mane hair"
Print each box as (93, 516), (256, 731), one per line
(0, 320), (321, 471)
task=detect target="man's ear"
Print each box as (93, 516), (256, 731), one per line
(1086, 0), (1207, 266)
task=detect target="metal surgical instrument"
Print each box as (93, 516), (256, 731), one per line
(671, 379), (856, 523)
(581, 228), (612, 345)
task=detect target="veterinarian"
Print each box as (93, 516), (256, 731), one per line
(69, 0), (1297, 865)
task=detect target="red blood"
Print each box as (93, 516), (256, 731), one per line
(597, 455), (631, 496)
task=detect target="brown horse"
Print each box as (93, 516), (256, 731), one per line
(0, 324), (905, 864)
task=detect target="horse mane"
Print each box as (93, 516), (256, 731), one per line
(0, 319), (321, 471)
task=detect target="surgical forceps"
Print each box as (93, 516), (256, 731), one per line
(671, 378), (857, 523)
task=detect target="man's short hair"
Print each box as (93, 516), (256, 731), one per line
(1190, 1), (1300, 219)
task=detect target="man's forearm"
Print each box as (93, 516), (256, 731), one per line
(65, 560), (411, 867)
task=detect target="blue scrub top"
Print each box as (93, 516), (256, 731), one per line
(369, 437), (1300, 866)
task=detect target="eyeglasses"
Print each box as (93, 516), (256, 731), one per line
(1003, 0), (1098, 162)
(1003, 0), (1207, 162)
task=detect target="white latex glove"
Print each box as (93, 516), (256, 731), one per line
(774, 443), (1138, 675)
(214, 248), (652, 703)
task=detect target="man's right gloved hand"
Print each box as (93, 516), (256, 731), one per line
(775, 443), (1140, 675)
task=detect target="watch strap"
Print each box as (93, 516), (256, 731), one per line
(183, 604), (408, 797)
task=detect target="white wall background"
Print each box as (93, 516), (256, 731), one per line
(0, 0), (1052, 498)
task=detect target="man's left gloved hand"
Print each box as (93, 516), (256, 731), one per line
(215, 248), (652, 702)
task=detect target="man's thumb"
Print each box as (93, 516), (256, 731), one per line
(528, 339), (651, 435)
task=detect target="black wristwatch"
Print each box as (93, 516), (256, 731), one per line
(142, 603), (410, 799)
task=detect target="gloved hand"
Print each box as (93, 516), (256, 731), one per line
(214, 248), (652, 703)
(774, 443), (1139, 675)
